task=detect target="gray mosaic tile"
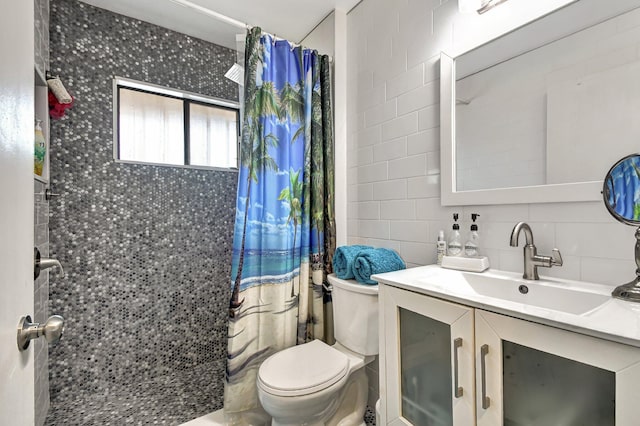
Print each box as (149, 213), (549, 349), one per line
(364, 404), (376, 426)
(34, 178), (50, 426)
(46, 360), (226, 425)
(46, 1), (238, 424)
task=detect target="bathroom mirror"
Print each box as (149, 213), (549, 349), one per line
(602, 154), (640, 302)
(441, 0), (640, 206)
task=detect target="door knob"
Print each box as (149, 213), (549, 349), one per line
(17, 314), (65, 351)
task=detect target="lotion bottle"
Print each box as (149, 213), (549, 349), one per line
(34, 119), (46, 177)
(447, 213), (462, 256)
(464, 213), (480, 257)
(436, 230), (447, 265)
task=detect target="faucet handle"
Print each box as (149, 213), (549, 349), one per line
(551, 249), (563, 266)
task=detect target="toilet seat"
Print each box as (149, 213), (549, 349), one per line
(258, 340), (349, 397)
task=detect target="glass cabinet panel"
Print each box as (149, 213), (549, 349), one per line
(381, 285), (474, 426)
(399, 307), (453, 426)
(502, 340), (615, 426)
(475, 309), (636, 426)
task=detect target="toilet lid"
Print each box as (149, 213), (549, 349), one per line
(258, 340), (349, 397)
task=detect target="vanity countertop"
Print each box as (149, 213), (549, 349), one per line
(372, 265), (640, 348)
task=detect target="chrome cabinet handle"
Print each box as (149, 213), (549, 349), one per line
(17, 315), (65, 351)
(453, 338), (463, 398)
(480, 344), (490, 409)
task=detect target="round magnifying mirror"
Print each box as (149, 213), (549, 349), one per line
(603, 154), (640, 226)
(603, 154), (640, 301)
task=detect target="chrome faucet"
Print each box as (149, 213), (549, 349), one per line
(34, 247), (65, 279)
(509, 222), (563, 280)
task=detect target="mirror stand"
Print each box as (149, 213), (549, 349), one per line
(602, 154), (640, 302)
(612, 228), (640, 302)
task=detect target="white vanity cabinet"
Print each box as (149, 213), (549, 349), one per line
(379, 284), (640, 426)
(380, 284), (476, 425)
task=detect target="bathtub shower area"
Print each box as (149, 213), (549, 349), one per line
(45, 0), (238, 423)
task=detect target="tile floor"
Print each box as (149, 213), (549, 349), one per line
(180, 410), (225, 426)
(180, 406), (377, 426)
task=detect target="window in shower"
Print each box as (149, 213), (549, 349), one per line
(114, 77), (240, 170)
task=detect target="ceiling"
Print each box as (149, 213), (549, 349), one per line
(80, 0), (361, 50)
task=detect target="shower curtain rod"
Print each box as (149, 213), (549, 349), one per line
(168, 0), (250, 29)
(168, 1), (294, 44)
(168, 0), (334, 62)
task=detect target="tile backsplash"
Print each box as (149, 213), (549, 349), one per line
(346, 0), (637, 287)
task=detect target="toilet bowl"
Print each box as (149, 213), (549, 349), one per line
(257, 275), (379, 426)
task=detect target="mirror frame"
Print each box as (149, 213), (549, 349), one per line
(439, 0), (640, 206)
(440, 53), (602, 206)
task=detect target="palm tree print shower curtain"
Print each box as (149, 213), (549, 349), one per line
(224, 28), (336, 423)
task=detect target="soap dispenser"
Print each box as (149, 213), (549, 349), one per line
(464, 213), (481, 257)
(447, 213), (463, 256)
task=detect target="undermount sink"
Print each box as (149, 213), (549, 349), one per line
(396, 267), (613, 316)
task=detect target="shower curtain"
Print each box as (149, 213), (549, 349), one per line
(224, 27), (336, 424)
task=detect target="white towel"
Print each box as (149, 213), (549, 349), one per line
(47, 76), (73, 104)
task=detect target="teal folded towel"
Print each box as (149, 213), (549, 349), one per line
(333, 245), (372, 279)
(353, 248), (406, 285)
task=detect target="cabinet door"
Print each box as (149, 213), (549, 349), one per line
(475, 310), (640, 426)
(381, 285), (475, 426)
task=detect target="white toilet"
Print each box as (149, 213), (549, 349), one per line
(257, 274), (379, 426)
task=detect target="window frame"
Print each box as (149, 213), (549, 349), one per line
(113, 76), (241, 171)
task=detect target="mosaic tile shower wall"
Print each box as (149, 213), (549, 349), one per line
(34, 180), (51, 426)
(35, 1), (51, 425)
(47, 1), (238, 423)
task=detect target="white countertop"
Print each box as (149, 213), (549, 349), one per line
(372, 264), (640, 348)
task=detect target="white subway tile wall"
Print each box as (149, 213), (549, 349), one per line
(346, 3), (636, 414)
(346, 0), (636, 285)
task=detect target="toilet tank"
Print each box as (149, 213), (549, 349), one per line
(328, 274), (379, 356)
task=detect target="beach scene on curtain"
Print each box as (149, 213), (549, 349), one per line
(224, 27), (335, 422)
